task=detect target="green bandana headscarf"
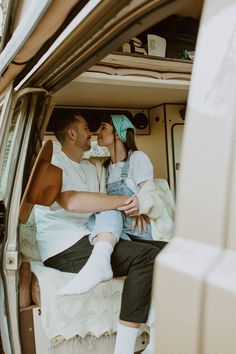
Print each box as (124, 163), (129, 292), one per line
(111, 115), (136, 143)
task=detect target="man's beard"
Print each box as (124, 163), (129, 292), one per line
(84, 142), (91, 151)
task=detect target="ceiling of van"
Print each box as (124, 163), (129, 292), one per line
(54, 72), (189, 108)
(176, 0), (203, 19)
(54, 0), (203, 109)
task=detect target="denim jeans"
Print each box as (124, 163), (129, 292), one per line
(106, 157), (153, 241)
(87, 210), (123, 243)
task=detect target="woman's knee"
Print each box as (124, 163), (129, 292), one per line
(88, 210), (123, 243)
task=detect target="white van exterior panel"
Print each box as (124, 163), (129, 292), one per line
(175, 0), (236, 246)
(227, 141), (236, 250)
(203, 250), (236, 354)
(154, 238), (221, 354)
(155, 1), (236, 354)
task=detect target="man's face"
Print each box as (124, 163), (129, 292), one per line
(72, 116), (91, 152)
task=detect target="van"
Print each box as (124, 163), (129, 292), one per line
(0, 0), (235, 353)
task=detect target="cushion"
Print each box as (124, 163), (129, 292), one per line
(31, 273), (41, 307)
(19, 260), (32, 308)
(19, 208), (41, 261)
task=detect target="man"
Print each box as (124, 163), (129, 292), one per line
(35, 111), (160, 354)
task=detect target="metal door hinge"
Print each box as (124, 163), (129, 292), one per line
(5, 251), (18, 270)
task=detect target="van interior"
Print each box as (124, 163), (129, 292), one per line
(48, 1), (202, 194)
(0, 1), (207, 353)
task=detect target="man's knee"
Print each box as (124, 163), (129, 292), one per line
(132, 242), (160, 265)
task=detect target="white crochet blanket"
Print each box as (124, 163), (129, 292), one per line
(20, 215), (148, 340)
(30, 261), (127, 340)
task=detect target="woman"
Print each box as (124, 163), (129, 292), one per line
(97, 114), (155, 241)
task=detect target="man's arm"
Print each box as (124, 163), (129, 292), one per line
(57, 191), (128, 213)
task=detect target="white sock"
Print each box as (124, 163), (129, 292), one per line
(114, 323), (139, 354)
(58, 241), (113, 295)
(142, 301), (156, 354)
(142, 349), (153, 354)
(142, 325), (155, 354)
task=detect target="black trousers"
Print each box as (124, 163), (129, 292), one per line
(44, 236), (167, 323)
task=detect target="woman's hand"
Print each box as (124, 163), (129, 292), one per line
(131, 215), (150, 234)
(117, 196), (150, 234)
(117, 195), (140, 216)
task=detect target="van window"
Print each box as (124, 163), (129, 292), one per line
(0, 124), (14, 196)
(0, 100), (22, 200)
(0, 84), (12, 133)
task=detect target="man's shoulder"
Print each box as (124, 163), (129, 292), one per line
(51, 150), (67, 169)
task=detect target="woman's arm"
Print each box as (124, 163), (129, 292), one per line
(117, 180), (151, 233)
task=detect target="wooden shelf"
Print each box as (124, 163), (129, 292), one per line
(87, 53), (192, 82)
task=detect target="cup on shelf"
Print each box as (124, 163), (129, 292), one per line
(147, 34), (166, 57)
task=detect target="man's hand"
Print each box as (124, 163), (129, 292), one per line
(131, 215), (150, 234)
(117, 195), (140, 216)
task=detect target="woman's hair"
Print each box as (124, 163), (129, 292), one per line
(101, 114), (138, 167)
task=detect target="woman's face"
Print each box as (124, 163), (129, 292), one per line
(97, 122), (115, 147)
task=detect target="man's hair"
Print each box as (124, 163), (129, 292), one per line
(52, 109), (84, 143)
